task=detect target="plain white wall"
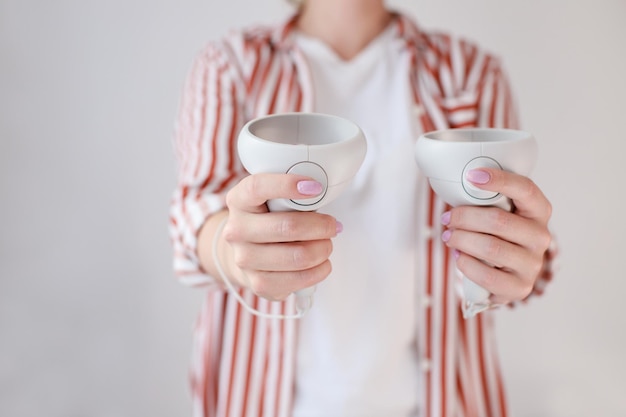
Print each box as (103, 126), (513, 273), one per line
(1, 0), (624, 416)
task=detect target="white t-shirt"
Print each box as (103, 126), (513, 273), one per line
(292, 26), (425, 417)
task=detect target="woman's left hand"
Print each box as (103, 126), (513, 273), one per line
(440, 168), (552, 305)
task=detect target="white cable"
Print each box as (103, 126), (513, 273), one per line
(212, 216), (310, 319)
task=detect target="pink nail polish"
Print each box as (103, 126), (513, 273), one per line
(336, 221), (343, 234)
(466, 169), (491, 185)
(441, 211), (451, 225)
(442, 230), (452, 242)
(452, 249), (461, 260)
(297, 180), (323, 196)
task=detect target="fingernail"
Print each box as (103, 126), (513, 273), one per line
(336, 220), (343, 234)
(452, 249), (461, 260)
(442, 229), (452, 242)
(297, 180), (323, 196)
(466, 169), (491, 185)
(441, 211), (451, 226)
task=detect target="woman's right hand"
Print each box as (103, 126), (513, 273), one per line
(205, 173), (342, 301)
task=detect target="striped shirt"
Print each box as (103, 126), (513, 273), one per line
(169, 12), (555, 417)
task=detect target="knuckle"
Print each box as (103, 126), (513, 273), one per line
(293, 268), (313, 285)
(450, 207), (465, 226)
(532, 229), (552, 254)
(518, 281), (534, 300)
(481, 267), (499, 288)
(225, 187), (237, 208)
(235, 174), (267, 206)
(543, 200), (553, 223)
(246, 273), (265, 294)
(290, 244), (312, 269)
(232, 249), (250, 269)
(226, 175), (256, 207)
(247, 273), (277, 300)
(490, 209), (511, 229)
(528, 261), (543, 281)
(485, 238), (503, 259)
(221, 222), (239, 243)
(278, 216), (298, 238)
(521, 178), (540, 201)
(245, 174), (263, 199)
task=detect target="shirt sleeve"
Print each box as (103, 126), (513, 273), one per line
(169, 40), (247, 287)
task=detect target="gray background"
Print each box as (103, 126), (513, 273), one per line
(1, 0), (625, 416)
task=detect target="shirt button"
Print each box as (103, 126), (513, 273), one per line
(421, 295), (432, 308)
(413, 104), (425, 117)
(421, 359), (432, 372)
(422, 226), (434, 240)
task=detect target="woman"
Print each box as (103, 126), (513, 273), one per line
(169, 0), (555, 416)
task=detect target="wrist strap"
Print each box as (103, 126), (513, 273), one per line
(212, 217), (310, 319)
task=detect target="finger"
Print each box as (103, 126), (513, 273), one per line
(226, 173), (324, 214)
(455, 252), (534, 302)
(443, 228), (535, 274)
(224, 211), (340, 243)
(444, 206), (552, 254)
(465, 168), (552, 223)
(244, 260), (332, 301)
(233, 240), (333, 272)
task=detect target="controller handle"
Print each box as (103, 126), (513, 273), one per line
(415, 128), (537, 318)
(237, 112), (367, 317)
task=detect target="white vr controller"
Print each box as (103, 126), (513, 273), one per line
(415, 128), (537, 318)
(237, 112), (367, 317)
(238, 112), (367, 212)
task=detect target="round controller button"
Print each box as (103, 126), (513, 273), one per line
(287, 162), (328, 206)
(462, 157), (501, 200)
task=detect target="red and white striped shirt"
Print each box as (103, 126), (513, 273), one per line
(169, 12), (554, 417)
